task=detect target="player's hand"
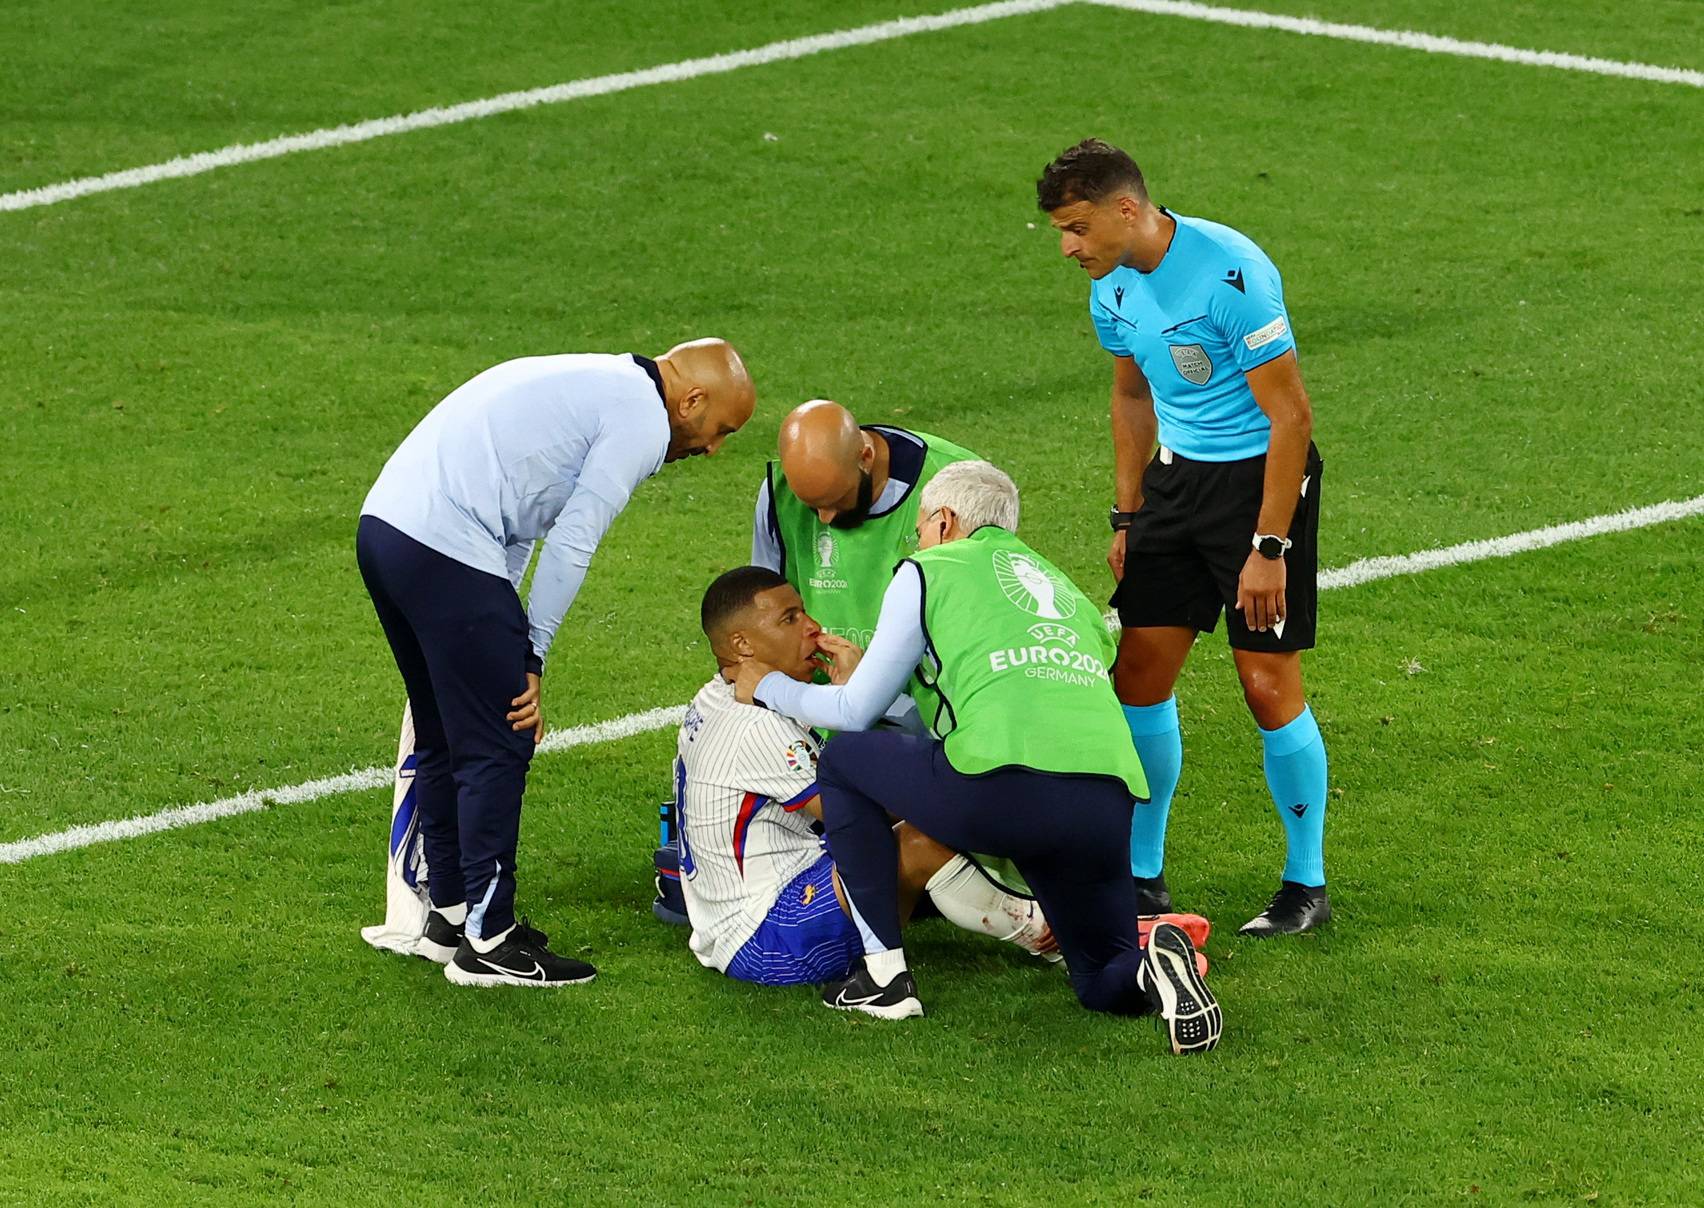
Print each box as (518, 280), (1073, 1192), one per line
(508, 673), (543, 744)
(732, 659), (777, 705)
(1235, 552), (1287, 633)
(813, 633), (865, 685)
(1108, 528), (1128, 580)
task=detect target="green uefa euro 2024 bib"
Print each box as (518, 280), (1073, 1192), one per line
(768, 428), (975, 646)
(908, 526), (1148, 801)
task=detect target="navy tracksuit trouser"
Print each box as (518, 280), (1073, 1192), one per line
(818, 730), (1151, 1014)
(356, 515), (535, 940)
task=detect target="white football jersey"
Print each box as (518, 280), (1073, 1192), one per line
(675, 675), (825, 972)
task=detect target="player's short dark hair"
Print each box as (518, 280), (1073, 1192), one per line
(1036, 139), (1147, 211)
(700, 566), (791, 639)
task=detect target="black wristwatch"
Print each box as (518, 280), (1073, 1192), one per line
(1109, 507), (1138, 532)
(1252, 533), (1292, 560)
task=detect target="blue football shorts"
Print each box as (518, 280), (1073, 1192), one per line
(724, 854), (861, 986)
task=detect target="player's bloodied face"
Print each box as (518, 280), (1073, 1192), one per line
(1048, 198), (1130, 280)
(741, 584), (825, 682)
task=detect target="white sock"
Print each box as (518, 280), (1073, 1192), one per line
(925, 855), (1051, 952)
(865, 947), (909, 986)
(432, 902), (467, 926)
(469, 923), (514, 953)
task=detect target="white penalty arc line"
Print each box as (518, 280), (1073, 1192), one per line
(2, 494), (1699, 868)
(1, 1), (1698, 215)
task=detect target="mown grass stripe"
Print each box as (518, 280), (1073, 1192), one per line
(0, 0), (1069, 214)
(3, 0), (1697, 215)
(3, 499), (1698, 867)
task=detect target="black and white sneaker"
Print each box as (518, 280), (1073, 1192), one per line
(414, 909), (465, 965)
(1144, 921), (1222, 1054)
(1238, 881), (1331, 938)
(1133, 873), (1173, 916)
(444, 919), (594, 988)
(821, 961), (924, 1020)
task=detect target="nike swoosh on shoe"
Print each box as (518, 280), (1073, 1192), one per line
(481, 958), (545, 980)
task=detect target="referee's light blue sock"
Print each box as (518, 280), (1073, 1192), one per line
(1259, 706), (1328, 887)
(1123, 698), (1181, 879)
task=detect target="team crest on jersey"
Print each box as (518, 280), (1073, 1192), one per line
(815, 531), (836, 568)
(1169, 343), (1213, 385)
(783, 738), (817, 774)
(993, 550), (1076, 620)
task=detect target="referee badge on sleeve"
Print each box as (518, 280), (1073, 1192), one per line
(1169, 343), (1214, 385)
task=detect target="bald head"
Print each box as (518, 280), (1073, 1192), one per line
(777, 400), (880, 525)
(656, 338), (755, 463)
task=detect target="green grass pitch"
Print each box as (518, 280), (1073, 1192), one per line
(3, 0), (1701, 1202)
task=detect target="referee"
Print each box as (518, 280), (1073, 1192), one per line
(1037, 139), (1331, 937)
(358, 340), (754, 985)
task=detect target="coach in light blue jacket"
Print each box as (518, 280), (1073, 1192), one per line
(358, 340), (754, 988)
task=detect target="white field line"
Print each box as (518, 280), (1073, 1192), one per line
(1089, 0), (1704, 87)
(1319, 495), (1704, 590)
(3, 496), (1699, 867)
(0, 706), (684, 866)
(3, 0), (1699, 215)
(0, 0), (1069, 214)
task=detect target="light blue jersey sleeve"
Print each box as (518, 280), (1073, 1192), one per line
(754, 562), (925, 732)
(1089, 292), (1129, 357)
(1208, 256), (1295, 373)
(525, 429), (661, 662)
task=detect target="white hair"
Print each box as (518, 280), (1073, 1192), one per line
(920, 460), (1020, 534)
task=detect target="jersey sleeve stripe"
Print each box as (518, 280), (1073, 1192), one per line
(732, 791), (769, 877)
(778, 783), (818, 811)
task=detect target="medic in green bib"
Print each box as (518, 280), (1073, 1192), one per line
(735, 461), (1220, 1053)
(752, 400), (975, 650)
(652, 401), (975, 918)
(750, 399), (1018, 882)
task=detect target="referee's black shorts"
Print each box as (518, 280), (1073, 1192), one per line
(1112, 443), (1323, 653)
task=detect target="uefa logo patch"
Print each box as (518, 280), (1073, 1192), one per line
(815, 531), (836, 568)
(992, 550), (1076, 620)
(1169, 343), (1213, 385)
(783, 739), (817, 774)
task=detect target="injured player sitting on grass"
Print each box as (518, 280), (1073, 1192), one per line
(673, 566), (1058, 988)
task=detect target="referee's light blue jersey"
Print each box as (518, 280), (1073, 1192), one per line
(1090, 210), (1296, 462)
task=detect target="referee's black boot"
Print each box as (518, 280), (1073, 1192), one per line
(1238, 881), (1331, 938)
(444, 918), (595, 987)
(1133, 873), (1173, 916)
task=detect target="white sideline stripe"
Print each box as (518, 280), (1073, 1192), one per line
(1089, 0), (1704, 87)
(1320, 495), (1704, 590)
(5, 497), (1700, 867)
(0, 705), (684, 866)
(3, 0), (1698, 214)
(0, 0), (1069, 214)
